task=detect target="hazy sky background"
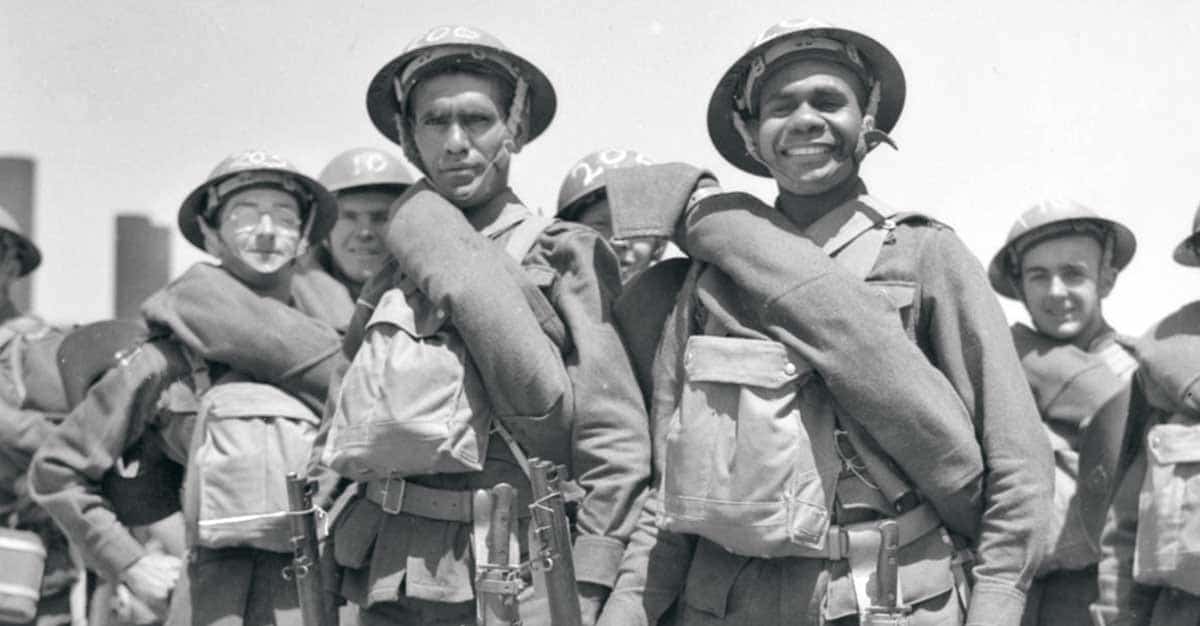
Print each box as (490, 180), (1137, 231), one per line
(3, 0), (1198, 333)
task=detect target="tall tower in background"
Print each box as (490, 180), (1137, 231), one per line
(114, 214), (171, 319)
(0, 157), (36, 312)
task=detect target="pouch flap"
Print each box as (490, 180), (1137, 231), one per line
(1146, 420), (1200, 465)
(869, 281), (916, 309)
(365, 287), (446, 338)
(202, 381), (319, 425)
(684, 335), (811, 388)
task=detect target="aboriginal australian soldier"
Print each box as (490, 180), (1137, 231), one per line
(317, 24), (650, 626)
(986, 200), (1139, 626)
(1091, 204), (1200, 625)
(311, 147), (414, 299)
(556, 149), (669, 282)
(30, 150), (354, 626)
(598, 18), (1052, 626)
(0, 206), (77, 626)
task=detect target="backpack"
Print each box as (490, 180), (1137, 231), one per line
(324, 215), (554, 482)
(181, 365), (321, 553)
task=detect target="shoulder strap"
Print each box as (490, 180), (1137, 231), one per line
(503, 214), (554, 263)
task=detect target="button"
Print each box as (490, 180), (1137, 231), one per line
(784, 362), (797, 376)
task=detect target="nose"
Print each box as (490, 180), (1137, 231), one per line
(355, 216), (377, 241)
(786, 103), (824, 138)
(254, 214), (277, 249)
(1047, 273), (1069, 297)
(444, 122), (470, 156)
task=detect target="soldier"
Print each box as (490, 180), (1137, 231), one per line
(1091, 205), (1200, 625)
(30, 150), (354, 626)
(0, 206), (79, 626)
(321, 24), (650, 626)
(986, 200), (1139, 626)
(312, 147), (415, 299)
(598, 18), (1051, 626)
(556, 149), (668, 282)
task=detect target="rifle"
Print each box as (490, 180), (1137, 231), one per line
(528, 459), (582, 626)
(475, 483), (522, 625)
(862, 519), (910, 626)
(284, 473), (334, 626)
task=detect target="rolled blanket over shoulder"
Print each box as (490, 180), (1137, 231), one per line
(1133, 301), (1200, 417)
(606, 162), (712, 240)
(385, 188), (568, 420)
(140, 263), (349, 408)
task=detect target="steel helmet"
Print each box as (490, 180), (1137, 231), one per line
(707, 18), (906, 177)
(556, 149), (654, 219)
(177, 150), (338, 251)
(365, 25), (556, 167)
(988, 199), (1137, 299)
(318, 147), (415, 195)
(1174, 203), (1200, 267)
(0, 204), (41, 276)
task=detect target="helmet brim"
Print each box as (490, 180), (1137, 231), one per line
(707, 25), (905, 177)
(177, 170), (338, 251)
(365, 43), (556, 148)
(1173, 232), (1200, 267)
(987, 217), (1137, 299)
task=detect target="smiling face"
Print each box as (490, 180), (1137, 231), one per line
(1019, 234), (1112, 344)
(748, 59), (871, 195)
(409, 71), (513, 209)
(328, 188), (397, 282)
(212, 186), (304, 280)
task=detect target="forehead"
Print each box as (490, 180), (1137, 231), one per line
(409, 71), (507, 112)
(1020, 234), (1104, 269)
(758, 58), (866, 102)
(336, 188), (398, 213)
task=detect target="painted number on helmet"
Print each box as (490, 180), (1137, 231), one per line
(230, 151), (288, 170)
(426, 25), (480, 43)
(352, 152), (388, 176)
(572, 150), (653, 186)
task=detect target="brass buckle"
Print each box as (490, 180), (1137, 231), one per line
(379, 477), (406, 515)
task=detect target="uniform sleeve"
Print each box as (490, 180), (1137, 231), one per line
(0, 403), (57, 479)
(29, 339), (189, 581)
(917, 228), (1054, 626)
(385, 189), (570, 420)
(1092, 447), (1157, 626)
(540, 226), (653, 588)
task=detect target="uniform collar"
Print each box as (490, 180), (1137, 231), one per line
(802, 191), (885, 255)
(469, 188), (532, 239)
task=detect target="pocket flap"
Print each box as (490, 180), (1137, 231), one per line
(366, 288), (445, 338)
(869, 281), (916, 310)
(1147, 421), (1200, 465)
(202, 381), (319, 425)
(684, 335), (811, 388)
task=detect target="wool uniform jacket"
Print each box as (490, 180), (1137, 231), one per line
(599, 185), (1052, 626)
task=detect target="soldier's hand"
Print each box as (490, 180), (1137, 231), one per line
(578, 582), (609, 626)
(119, 553), (181, 616)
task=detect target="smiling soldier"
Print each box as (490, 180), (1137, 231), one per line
(988, 200), (1139, 626)
(598, 18), (1051, 626)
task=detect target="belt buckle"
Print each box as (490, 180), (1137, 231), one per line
(380, 477), (406, 515)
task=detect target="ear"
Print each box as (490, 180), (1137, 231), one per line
(198, 217), (226, 258)
(504, 123), (525, 156)
(1098, 264), (1118, 298)
(295, 238), (310, 258)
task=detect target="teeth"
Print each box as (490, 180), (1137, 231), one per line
(782, 146), (831, 156)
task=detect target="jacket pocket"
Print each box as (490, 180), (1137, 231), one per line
(332, 497), (381, 570)
(681, 539), (750, 618)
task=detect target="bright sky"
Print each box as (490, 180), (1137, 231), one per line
(3, 0), (1198, 334)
